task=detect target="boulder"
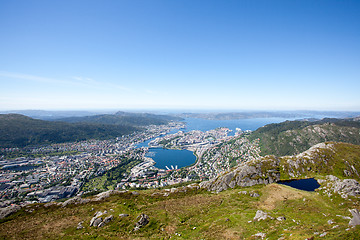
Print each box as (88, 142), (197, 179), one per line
(90, 211), (104, 226)
(103, 215), (113, 224)
(253, 210), (273, 221)
(98, 221), (105, 228)
(349, 209), (360, 226)
(92, 217), (103, 227)
(134, 213), (150, 231)
(119, 213), (129, 218)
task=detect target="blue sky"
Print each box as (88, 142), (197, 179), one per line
(0, 0), (359, 111)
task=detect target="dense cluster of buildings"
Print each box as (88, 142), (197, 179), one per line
(0, 121), (260, 208)
(0, 122), (184, 207)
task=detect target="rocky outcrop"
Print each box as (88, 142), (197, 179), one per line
(318, 175), (360, 199)
(93, 190), (127, 201)
(0, 205), (21, 220)
(90, 211), (104, 226)
(60, 196), (91, 207)
(200, 157), (280, 192)
(134, 213), (150, 231)
(89, 211), (114, 228)
(200, 142), (360, 193)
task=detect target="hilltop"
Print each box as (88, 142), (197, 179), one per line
(0, 142), (359, 239)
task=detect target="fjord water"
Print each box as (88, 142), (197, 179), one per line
(183, 117), (294, 134)
(142, 117), (294, 169)
(278, 178), (320, 191)
(146, 148), (196, 170)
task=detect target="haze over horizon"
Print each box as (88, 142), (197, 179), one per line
(1, 1), (360, 111)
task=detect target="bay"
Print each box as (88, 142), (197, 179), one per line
(146, 148), (196, 170)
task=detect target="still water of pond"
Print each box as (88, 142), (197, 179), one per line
(278, 178), (320, 191)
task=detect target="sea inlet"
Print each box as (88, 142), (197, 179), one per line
(146, 148), (196, 170)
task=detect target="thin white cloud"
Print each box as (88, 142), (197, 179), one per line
(0, 71), (69, 85)
(0, 70), (131, 92)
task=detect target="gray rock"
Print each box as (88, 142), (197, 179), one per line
(134, 213), (150, 231)
(253, 210), (273, 221)
(327, 219), (335, 225)
(119, 213), (129, 217)
(250, 192), (260, 197)
(92, 217), (103, 227)
(200, 157), (280, 192)
(276, 216), (286, 221)
(77, 221), (84, 229)
(0, 205), (21, 220)
(326, 177), (360, 198)
(93, 211), (104, 218)
(253, 232), (266, 239)
(103, 215), (113, 223)
(131, 191), (140, 196)
(61, 197), (91, 207)
(349, 209), (360, 226)
(97, 221), (105, 228)
(90, 211), (104, 226)
(93, 190), (124, 201)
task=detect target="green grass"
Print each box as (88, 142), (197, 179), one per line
(1, 183), (359, 240)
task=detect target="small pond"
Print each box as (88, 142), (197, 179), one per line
(278, 178), (320, 191)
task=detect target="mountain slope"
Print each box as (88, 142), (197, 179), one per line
(248, 118), (360, 156)
(201, 142), (360, 192)
(0, 114), (138, 148)
(58, 111), (182, 126)
(1, 142), (360, 239)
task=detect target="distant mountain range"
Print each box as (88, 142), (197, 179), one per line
(0, 112), (181, 148)
(58, 111), (182, 126)
(0, 110), (103, 120)
(177, 111), (360, 120)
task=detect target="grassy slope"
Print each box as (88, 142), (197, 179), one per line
(0, 184), (359, 240)
(278, 142), (360, 181)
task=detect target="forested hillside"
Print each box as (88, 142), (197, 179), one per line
(0, 114), (134, 148)
(58, 111), (181, 126)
